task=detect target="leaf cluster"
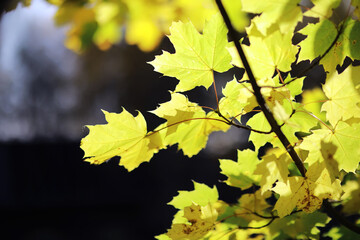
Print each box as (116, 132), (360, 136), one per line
(80, 0), (360, 239)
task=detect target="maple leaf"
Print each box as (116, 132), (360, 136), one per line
(304, 0), (341, 20)
(80, 109), (164, 171)
(222, 0), (248, 32)
(241, 0), (302, 35)
(247, 105), (317, 150)
(300, 121), (360, 172)
(301, 87), (327, 123)
(219, 149), (261, 190)
(321, 65), (360, 126)
(218, 78), (258, 121)
(254, 148), (291, 194)
(166, 203), (218, 240)
(169, 181), (218, 210)
(149, 13), (232, 92)
(151, 92), (202, 135)
(273, 161), (342, 218)
(268, 211), (329, 239)
(235, 189), (272, 222)
(152, 93), (230, 156)
(320, 18), (360, 74)
(228, 29), (298, 80)
(297, 19), (338, 63)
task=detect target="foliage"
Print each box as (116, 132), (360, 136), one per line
(42, 0), (245, 52)
(80, 0), (360, 239)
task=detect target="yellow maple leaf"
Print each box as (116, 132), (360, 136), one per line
(166, 203), (218, 240)
(152, 93), (230, 157)
(273, 161), (342, 218)
(321, 65), (360, 126)
(81, 109), (164, 171)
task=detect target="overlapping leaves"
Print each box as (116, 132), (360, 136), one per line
(79, 2), (360, 239)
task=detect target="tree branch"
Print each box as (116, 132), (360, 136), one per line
(215, 0), (360, 234)
(215, 0), (306, 177)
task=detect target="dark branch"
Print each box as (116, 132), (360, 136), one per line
(215, 0), (360, 234)
(215, 0), (306, 177)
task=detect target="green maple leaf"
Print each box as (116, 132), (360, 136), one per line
(241, 0), (302, 35)
(273, 161), (342, 218)
(80, 109), (164, 171)
(298, 18), (360, 74)
(166, 203), (218, 240)
(321, 65), (360, 126)
(269, 211), (329, 239)
(246, 112), (274, 149)
(149, 13), (232, 92)
(169, 181), (218, 209)
(218, 78), (257, 121)
(151, 92), (230, 157)
(300, 121), (360, 172)
(254, 148), (291, 194)
(297, 19), (338, 63)
(228, 29), (298, 80)
(219, 149), (261, 190)
(301, 88), (327, 123)
(320, 18), (360, 74)
(150, 92), (202, 136)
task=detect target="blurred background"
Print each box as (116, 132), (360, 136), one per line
(0, 0), (247, 239)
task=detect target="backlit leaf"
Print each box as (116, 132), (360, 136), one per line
(81, 109), (164, 171)
(241, 0), (302, 35)
(300, 121), (360, 172)
(149, 13), (232, 92)
(229, 29), (298, 80)
(219, 149), (261, 189)
(321, 65), (360, 126)
(169, 181), (218, 209)
(273, 161), (342, 217)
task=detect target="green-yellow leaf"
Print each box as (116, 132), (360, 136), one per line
(300, 121), (360, 172)
(254, 148), (291, 194)
(320, 18), (360, 74)
(297, 19), (338, 63)
(304, 0), (341, 20)
(166, 203), (218, 240)
(169, 181), (218, 209)
(218, 78), (257, 121)
(151, 92), (230, 156)
(268, 211), (329, 239)
(241, 0), (302, 35)
(322, 65), (360, 126)
(81, 109), (164, 171)
(219, 149), (261, 189)
(229, 29), (298, 80)
(149, 13), (232, 92)
(273, 161), (342, 217)
(301, 87), (327, 123)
